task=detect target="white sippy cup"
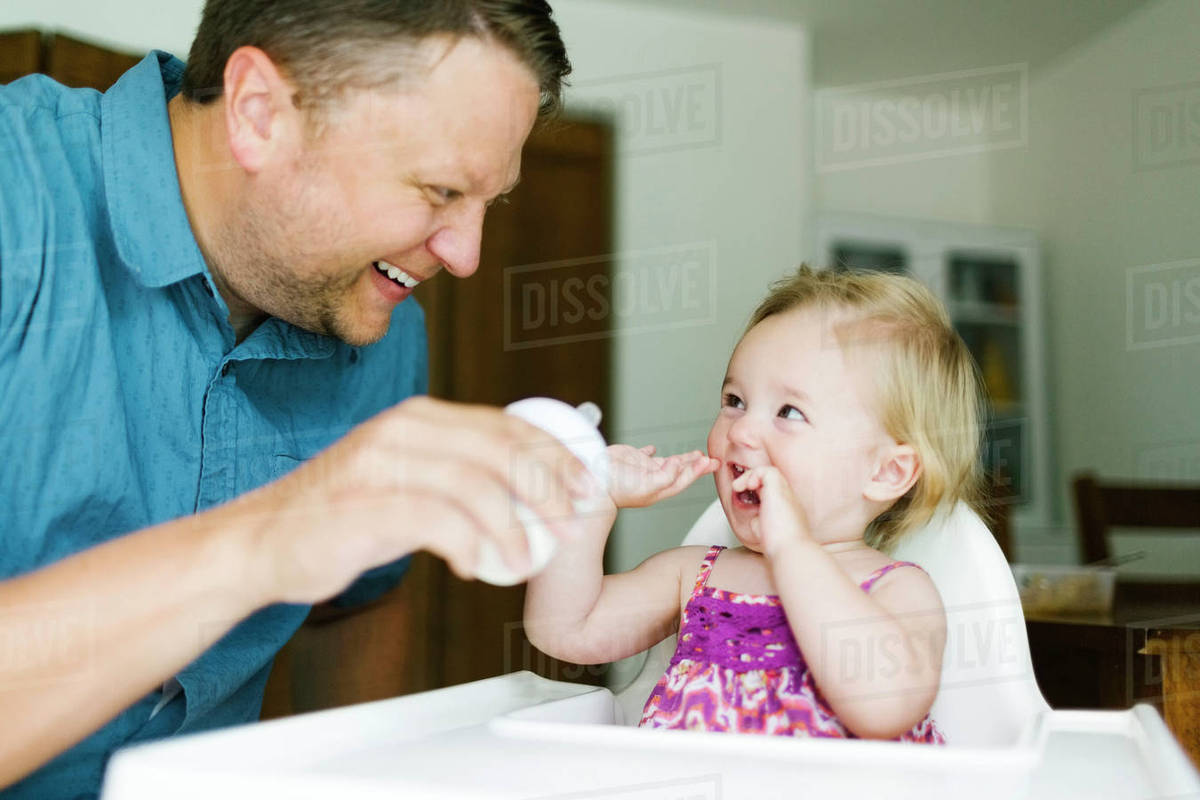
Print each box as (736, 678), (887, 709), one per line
(472, 397), (609, 586)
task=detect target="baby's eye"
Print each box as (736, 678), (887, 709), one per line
(722, 393), (744, 410)
(779, 405), (807, 422)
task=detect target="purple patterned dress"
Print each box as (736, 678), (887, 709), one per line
(639, 545), (945, 742)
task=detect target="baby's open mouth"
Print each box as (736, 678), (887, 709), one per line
(737, 488), (760, 506)
(729, 462), (760, 506)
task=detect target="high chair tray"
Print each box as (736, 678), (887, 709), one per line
(101, 671), (1199, 800)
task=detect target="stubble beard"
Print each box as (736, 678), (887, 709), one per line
(209, 186), (383, 347)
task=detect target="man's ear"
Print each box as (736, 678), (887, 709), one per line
(864, 442), (922, 504)
(223, 46), (302, 173)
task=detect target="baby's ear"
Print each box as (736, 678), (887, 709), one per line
(864, 443), (921, 504)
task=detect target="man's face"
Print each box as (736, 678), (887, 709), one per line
(215, 36), (541, 346)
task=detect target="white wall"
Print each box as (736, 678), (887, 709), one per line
(0, 0), (202, 56)
(812, 0), (1200, 575)
(550, 1), (808, 576)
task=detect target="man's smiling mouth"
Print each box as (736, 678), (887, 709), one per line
(373, 260), (421, 289)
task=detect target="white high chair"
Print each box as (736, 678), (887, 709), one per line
(614, 499), (1050, 746)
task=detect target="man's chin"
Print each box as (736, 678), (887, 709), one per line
(312, 307), (391, 347)
(332, 319), (390, 348)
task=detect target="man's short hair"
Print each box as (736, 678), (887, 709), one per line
(180, 0), (571, 118)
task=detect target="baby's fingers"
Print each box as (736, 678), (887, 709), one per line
(657, 455), (713, 497)
(731, 470), (763, 492)
(753, 466), (794, 502)
(663, 452), (713, 478)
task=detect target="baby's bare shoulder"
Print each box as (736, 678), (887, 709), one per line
(870, 560), (945, 619)
(631, 545), (710, 579)
(665, 544), (715, 574)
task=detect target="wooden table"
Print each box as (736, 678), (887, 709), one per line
(1024, 583), (1200, 769)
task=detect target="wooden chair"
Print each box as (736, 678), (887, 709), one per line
(1072, 472), (1200, 564)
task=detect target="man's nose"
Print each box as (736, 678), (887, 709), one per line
(425, 203), (485, 279)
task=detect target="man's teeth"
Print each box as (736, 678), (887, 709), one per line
(373, 261), (420, 289)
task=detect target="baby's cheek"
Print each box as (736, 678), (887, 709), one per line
(705, 423), (722, 456)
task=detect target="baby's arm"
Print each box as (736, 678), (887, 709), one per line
(735, 466), (945, 739)
(524, 445), (717, 665)
(773, 549), (946, 739)
(523, 510), (691, 664)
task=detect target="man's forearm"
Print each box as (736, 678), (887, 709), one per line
(0, 495), (270, 789)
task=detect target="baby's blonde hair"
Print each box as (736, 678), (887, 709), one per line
(747, 265), (986, 551)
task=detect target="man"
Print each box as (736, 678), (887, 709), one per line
(0, 2), (587, 795)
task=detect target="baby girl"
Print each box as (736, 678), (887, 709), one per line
(525, 265), (984, 741)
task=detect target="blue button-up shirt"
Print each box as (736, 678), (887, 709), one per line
(0, 52), (426, 798)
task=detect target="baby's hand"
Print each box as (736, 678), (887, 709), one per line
(606, 445), (719, 509)
(731, 465), (813, 556)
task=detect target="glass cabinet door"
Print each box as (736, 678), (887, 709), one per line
(947, 253), (1028, 506)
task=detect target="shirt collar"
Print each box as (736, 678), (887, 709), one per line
(101, 52), (340, 361)
(234, 317), (338, 361)
(102, 51), (208, 288)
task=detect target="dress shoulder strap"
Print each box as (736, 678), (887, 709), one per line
(860, 560), (925, 593)
(691, 545), (725, 594)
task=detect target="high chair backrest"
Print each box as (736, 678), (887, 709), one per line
(613, 499), (1049, 746)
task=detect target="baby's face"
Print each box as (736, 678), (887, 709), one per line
(707, 307), (896, 551)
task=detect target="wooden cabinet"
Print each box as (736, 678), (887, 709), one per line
(0, 30), (41, 84)
(0, 30), (140, 89)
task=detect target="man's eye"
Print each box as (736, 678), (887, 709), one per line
(780, 405), (807, 421)
(722, 393), (744, 410)
(430, 186), (462, 203)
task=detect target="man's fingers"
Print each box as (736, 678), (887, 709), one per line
(407, 496), (488, 580)
(386, 397), (594, 512)
(262, 397), (605, 603)
(379, 400), (589, 546)
(349, 448), (535, 577)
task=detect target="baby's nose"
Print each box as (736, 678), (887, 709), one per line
(727, 415), (764, 448)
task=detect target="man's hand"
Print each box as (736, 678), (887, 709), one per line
(605, 444), (719, 509)
(730, 465), (814, 556)
(244, 396), (598, 605)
